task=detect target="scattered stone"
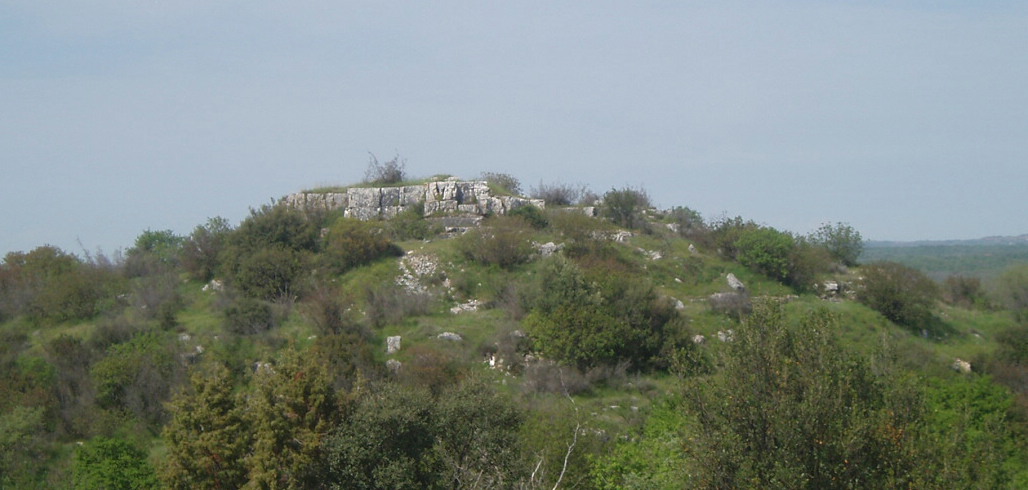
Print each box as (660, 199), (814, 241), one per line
(673, 299), (686, 310)
(202, 279), (224, 292)
(437, 332), (463, 342)
(692, 334), (706, 344)
(611, 231), (633, 243)
(688, 243), (697, 254)
(666, 223), (680, 233)
(717, 329), (735, 342)
(386, 359), (402, 373)
(536, 241), (564, 257)
(726, 273), (746, 292)
(178, 333), (192, 342)
(450, 299), (483, 314)
(952, 358), (972, 374)
(386, 336), (402, 354)
(674, 277), (683, 283)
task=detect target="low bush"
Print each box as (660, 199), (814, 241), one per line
(531, 182), (583, 206)
(857, 261), (939, 330)
(456, 216), (534, 270)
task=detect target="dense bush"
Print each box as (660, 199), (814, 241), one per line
(526, 256), (680, 370)
(684, 302), (922, 488)
(507, 204), (548, 229)
(667, 206), (708, 241)
(857, 261), (940, 330)
(601, 187), (651, 229)
(942, 275), (989, 309)
(232, 246), (311, 301)
(322, 217), (400, 274)
(91, 332), (180, 427)
(0, 246), (126, 324)
(456, 216), (534, 269)
(223, 297), (277, 335)
(73, 437), (159, 490)
(734, 226), (795, 282)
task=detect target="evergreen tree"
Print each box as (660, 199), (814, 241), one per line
(161, 364), (251, 490)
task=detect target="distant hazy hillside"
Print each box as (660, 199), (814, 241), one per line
(861, 235), (1028, 280)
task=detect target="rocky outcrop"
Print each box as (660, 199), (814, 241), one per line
(284, 178), (544, 221)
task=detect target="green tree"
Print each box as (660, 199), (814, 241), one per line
(327, 384), (442, 489)
(162, 364), (251, 490)
(809, 222), (863, 267)
(73, 437), (159, 490)
(456, 216), (534, 270)
(684, 301), (920, 489)
(246, 348), (341, 489)
(857, 261), (939, 330)
(125, 229), (184, 277)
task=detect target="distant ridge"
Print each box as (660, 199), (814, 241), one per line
(867, 234), (1028, 248)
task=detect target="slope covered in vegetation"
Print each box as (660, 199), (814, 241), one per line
(2, 170), (1028, 489)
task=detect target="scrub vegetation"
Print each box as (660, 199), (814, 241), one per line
(2, 168), (1027, 488)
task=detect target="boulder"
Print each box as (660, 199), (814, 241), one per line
(386, 359), (402, 373)
(726, 273), (746, 291)
(437, 332), (463, 342)
(386, 336), (402, 354)
(952, 358), (972, 374)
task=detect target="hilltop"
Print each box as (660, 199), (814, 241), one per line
(2, 170), (1027, 488)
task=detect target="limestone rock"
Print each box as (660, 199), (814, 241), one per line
(952, 358), (972, 374)
(386, 359), (402, 373)
(386, 336), (402, 354)
(726, 273), (746, 291)
(437, 332), (463, 342)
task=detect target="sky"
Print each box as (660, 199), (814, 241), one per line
(2, 1), (1027, 256)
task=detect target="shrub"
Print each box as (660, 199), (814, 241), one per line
(91, 332), (179, 427)
(1000, 263), (1028, 321)
(735, 226), (795, 282)
(531, 182), (583, 206)
(363, 153), (407, 185)
(709, 215), (759, 259)
(508, 204), (548, 229)
(667, 206), (708, 241)
(73, 437), (159, 490)
(231, 246), (310, 301)
(601, 187), (651, 229)
(364, 281), (431, 328)
(456, 216), (534, 270)
(481, 172), (522, 195)
(322, 217), (400, 274)
(808, 222), (864, 267)
(223, 297), (276, 335)
(230, 203), (320, 254)
(857, 261), (939, 330)
(387, 202), (434, 241)
(942, 275), (989, 309)
(683, 302), (921, 488)
(124, 229), (183, 278)
(180, 217), (232, 282)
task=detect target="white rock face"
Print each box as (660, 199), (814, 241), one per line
(285, 179), (544, 222)
(386, 336), (402, 354)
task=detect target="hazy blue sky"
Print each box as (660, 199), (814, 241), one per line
(3, 1), (1027, 256)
